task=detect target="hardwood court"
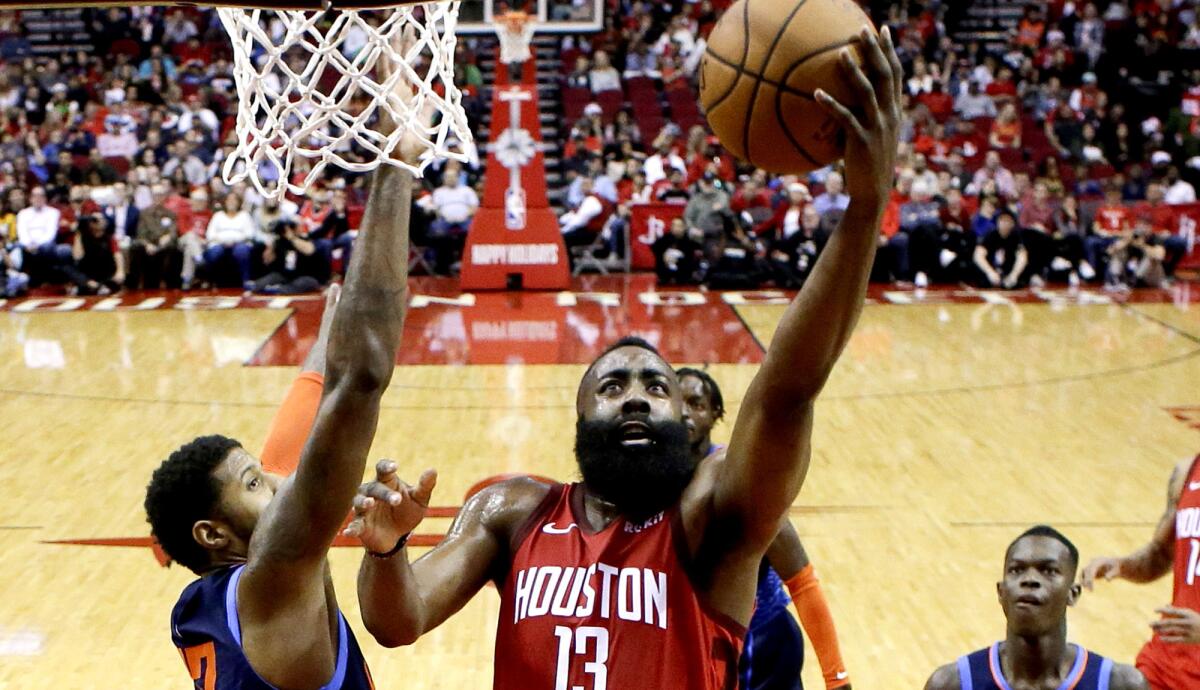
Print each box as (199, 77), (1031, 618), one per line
(1, 276), (1198, 688)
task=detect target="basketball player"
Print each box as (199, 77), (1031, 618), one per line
(495, 2), (535, 83)
(344, 26), (903, 689)
(677, 367), (851, 690)
(1082, 454), (1200, 689)
(144, 119), (421, 688)
(924, 526), (1147, 690)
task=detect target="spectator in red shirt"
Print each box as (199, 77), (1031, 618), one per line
(653, 168), (691, 204)
(872, 173), (913, 283)
(917, 81), (954, 121)
(1132, 182), (1178, 234)
(1017, 181), (1059, 286)
(730, 175), (773, 225)
(936, 187), (976, 281)
(1131, 181), (1190, 274)
(1068, 73), (1102, 116)
(985, 67), (1018, 105)
(989, 103), (1023, 149)
(1087, 185), (1130, 281)
(298, 187), (332, 236)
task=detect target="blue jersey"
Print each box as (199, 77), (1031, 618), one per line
(750, 561), (793, 630)
(170, 565), (374, 690)
(957, 643), (1113, 690)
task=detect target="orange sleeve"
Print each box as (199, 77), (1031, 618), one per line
(785, 565), (849, 689)
(259, 371), (324, 477)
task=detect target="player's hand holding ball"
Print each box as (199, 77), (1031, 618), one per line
(344, 460), (437, 554)
(812, 25), (902, 207)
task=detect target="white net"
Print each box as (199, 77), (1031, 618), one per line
(218, 3), (474, 200)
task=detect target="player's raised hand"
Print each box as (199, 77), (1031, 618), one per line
(1152, 606), (1200, 644)
(343, 460), (437, 554)
(376, 24), (434, 166)
(1080, 556), (1123, 590)
(813, 25), (901, 206)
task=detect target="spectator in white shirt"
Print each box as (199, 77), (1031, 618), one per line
(589, 50), (622, 93)
(954, 81), (996, 120)
(177, 94), (220, 144)
(203, 191), (258, 288)
(643, 138), (687, 185)
(561, 177), (607, 247)
(427, 171), (479, 275)
(163, 10), (199, 45)
(162, 139), (210, 187)
(1164, 166), (1198, 205)
(569, 156), (618, 206)
(968, 151), (1018, 200)
(102, 181), (139, 247)
(98, 110), (138, 159)
(15, 186), (70, 283)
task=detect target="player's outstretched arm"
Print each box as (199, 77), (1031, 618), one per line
(349, 471), (551, 646)
(1082, 458), (1187, 589)
(246, 166), (410, 575)
(923, 663), (962, 690)
(714, 26), (901, 549)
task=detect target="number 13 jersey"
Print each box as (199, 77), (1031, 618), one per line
(492, 482), (745, 690)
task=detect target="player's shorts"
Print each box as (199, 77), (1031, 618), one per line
(738, 611), (805, 690)
(1136, 635), (1200, 690)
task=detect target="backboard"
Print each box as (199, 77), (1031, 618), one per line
(457, 0), (603, 34)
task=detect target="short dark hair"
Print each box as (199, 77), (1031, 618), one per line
(144, 435), (242, 575)
(1006, 525), (1079, 572)
(676, 367), (725, 421)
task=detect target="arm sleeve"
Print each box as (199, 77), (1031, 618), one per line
(259, 371), (325, 476)
(785, 565), (849, 689)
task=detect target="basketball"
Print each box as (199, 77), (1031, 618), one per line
(700, 0), (875, 174)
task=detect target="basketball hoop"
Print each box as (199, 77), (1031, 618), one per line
(218, 2), (474, 200)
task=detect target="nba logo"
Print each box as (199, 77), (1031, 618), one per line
(505, 187), (527, 230)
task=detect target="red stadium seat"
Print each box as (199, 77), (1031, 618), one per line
(105, 156), (130, 177)
(110, 38), (141, 60)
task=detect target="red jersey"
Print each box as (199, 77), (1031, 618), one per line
(1170, 456), (1200, 613)
(1137, 455), (1200, 688)
(1093, 205), (1130, 236)
(493, 483), (744, 690)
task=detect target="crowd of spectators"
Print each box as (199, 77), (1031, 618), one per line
(0, 6), (489, 296)
(1, 1), (1199, 298)
(554, 0), (1200, 291)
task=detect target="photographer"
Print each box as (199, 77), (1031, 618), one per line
(1106, 217), (1166, 289)
(62, 212), (124, 295)
(250, 218), (330, 295)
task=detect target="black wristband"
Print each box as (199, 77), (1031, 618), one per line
(367, 532), (411, 559)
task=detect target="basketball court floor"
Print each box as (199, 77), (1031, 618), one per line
(1, 274), (1198, 688)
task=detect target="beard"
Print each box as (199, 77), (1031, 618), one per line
(575, 414), (694, 522)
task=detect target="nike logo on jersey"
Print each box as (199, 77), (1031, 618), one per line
(542, 522), (578, 534)
(1190, 482), (1200, 491)
(836, 671), (849, 680)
